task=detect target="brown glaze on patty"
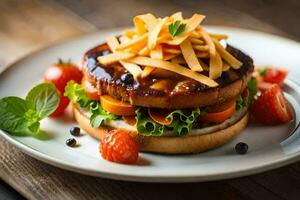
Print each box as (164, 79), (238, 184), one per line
(82, 43), (254, 109)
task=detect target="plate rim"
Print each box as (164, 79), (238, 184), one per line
(1, 26), (300, 183)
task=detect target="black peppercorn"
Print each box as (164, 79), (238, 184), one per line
(235, 142), (248, 154)
(66, 138), (77, 147)
(70, 127), (80, 136)
(121, 73), (134, 84)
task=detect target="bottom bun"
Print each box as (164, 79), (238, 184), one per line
(72, 104), (249, 154)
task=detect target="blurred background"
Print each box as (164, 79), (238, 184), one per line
(1, 0), (299, 65)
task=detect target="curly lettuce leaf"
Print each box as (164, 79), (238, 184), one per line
(166, 108), (200, 136)
(89, 101), (118, 128)
(135, 108), (164, 136)
(64, 81), (119, 128)
(236, 77), (258, 110)
(135, 108), (200, 136)
(64, 80), (91, 108)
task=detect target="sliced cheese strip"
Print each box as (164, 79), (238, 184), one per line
(210, 33), (228, 40)
(106, 36), (119, 51)
(199, 28), (216, 56)
(213, 39), (243, 69)
(141, 66), (155, 78)
(141, 45), (163, 78)
(222, 61), (231, 71)
(148, 17), (168, 49)
(163, 48), (181, 54)
(163, 53), (180, 60)
(193, 45), (209, 51)
(171, 55), (186, 64)
(209, 51), (223, 80)
(171, 12), (183, 21)
(134, 13), (158, 34)
(150, 45), (163, 59)
(127, 56), (218, 87)
(162, 34), (190, 45)
(106, 36), (142, 79)
(116, 33), (148, 50)
(180, 39), (203, 71)
(119, 36), (131, 44)
(190, 38), (204, 44)
(98, 52), (135, 65)
(185, 14), (206, 33)
(190, 31), (202, 38)
(127, 42), (146, 53)
(138, 46), (150, 56)
(123, 29), (136, 38)
(195, 51), (209, 58)
(120, 61), (142, 79)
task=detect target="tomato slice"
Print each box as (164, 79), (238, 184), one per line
(200, 101), (236, 123)
(82, 78), (100, 100)
(257, 81), (273, 92)
(148, 109), (172, 125)
(251, 84), (292, 124)
(100, 95), (136, 116)
(263, 68), (288, 86)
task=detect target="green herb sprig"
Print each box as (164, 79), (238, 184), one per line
(0, 83), (59, 135)
(168, 20), (186, 38)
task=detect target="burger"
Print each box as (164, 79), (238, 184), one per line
(65, 12), (256, 154)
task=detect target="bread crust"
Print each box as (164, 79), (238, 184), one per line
(73, 104), (249, 154)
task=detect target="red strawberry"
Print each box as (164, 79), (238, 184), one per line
(101, 130), (139, 164)
(251, 84), (292, 125)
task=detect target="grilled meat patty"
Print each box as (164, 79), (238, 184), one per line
(82, 43), (254, 109)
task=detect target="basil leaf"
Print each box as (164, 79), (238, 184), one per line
(26, 83), (59, 119)
(0, 97), (30, 134)
(64, 81), (91, 108)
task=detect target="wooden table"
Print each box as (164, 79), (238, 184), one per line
(1, 0), (300, 199)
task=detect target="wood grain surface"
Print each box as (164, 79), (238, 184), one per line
(1, 0), (300, 199)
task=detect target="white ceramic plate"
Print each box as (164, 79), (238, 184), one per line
(1, 26), (300, 183)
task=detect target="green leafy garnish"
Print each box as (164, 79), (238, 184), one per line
(64, 81), (118, 128)
(135, 108), (200, 136)
(136, 108), (164, 136)
(166, 109), (200, 136)
(135, 108), (164, 136)
(236, 77), (258, 111)
(247, 77), (258, 104)
(64, 80), (91, 108)
(168, 20), (186, 37)
(0, 83), (59, 135)
(89, 101), (118, 128)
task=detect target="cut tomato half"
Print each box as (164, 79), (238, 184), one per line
(200, 101), (236, 123)
(100, 95), (136, 116)
(263, 68), (288, 86)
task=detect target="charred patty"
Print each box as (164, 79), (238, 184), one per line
(82, 43), (254, 109)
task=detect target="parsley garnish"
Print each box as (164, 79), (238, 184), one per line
(168, 20), (186, 38)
